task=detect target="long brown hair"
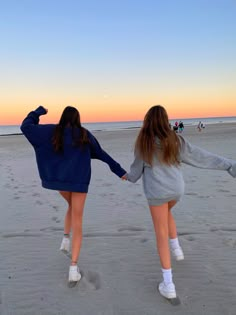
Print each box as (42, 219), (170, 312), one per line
(52, 106), (89, 152)
(135, 105), (180, 165)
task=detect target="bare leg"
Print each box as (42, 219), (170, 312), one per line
(168, 200), (177, 239)
(149, 203), (171, 269)
(71, 192), (87, 265)
(168, 200), (184, 261)
(59, 191), (72, 235)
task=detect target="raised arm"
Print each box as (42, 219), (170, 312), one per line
(20, 106), (48, 145)
(179, 135), (236, 177)
(88, 132), (126, 178)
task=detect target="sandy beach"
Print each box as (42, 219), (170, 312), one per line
(0, 123), (236, 315)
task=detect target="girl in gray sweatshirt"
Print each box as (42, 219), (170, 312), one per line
(124, 105), (236, 300)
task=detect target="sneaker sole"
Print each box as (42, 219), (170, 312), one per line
(157, 284), (180, 305)
(68, 273), (81, 288)
(69, 274), (82, 283)
(68, 279), (80, 288)
(159, 290), (177, 299)
(175, 255), (184, 261)
(60, 248), (70, 254)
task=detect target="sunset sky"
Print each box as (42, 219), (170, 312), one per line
(1, 0), (236, 124)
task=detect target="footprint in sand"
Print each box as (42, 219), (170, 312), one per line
(178, 232), (196, 241)
(216, 180), (228, 183)
(185, 192), (198, 196)
(118, 226), (146, 232)
(103, 183), (113, 187)
(198, 195), (211, 199)
(210, 226), (236, 232)
(185, 235), (195, 241)
(140, 238), (149, 243)
(69, 270), (102, 293)
(223, 238), (236, 248)
(32, 192), (40, 197)
(35, 200), (43, 205)
(100, 193), (108, 197)
(2, 233), (41, 238)
(40, 226), (63, 232)
(83, 270), (101, 290)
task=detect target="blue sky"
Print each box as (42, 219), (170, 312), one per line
(0, 0), (236, 123)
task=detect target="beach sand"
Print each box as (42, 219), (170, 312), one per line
(0, 123), (236, 315)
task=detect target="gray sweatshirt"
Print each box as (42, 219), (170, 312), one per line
(127, 135), (236, 206)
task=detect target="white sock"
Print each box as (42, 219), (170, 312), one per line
(170, 237), (180, 250)
(70, 265), (79, 272)
(161, 268), (173, 285)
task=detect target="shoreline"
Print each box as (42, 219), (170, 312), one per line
(1, 121), (236, 137)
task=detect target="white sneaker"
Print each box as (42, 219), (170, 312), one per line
(171, 247), (184, 261)
(159, 281), (176, 299)
(69, 265), (81, 282)
(60, 237), (70, 253)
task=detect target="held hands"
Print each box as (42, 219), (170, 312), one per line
(121, 174), (128, 181)
(228, 163), (236, 178)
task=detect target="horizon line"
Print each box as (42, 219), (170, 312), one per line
(1, 114), (236, 126)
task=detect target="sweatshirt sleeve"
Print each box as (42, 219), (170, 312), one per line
(126, 153), (144, 183)
(179, 135), (236, 177)
(20, 106), (47, 146)
(88, 132), (126, 178)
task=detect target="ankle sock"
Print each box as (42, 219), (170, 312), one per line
(170, 237), (180, 250)
(161, 268), (173, 285)
(70, 265), (78, 271)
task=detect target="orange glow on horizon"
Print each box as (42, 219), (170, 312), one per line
(1, 95), (235, 125)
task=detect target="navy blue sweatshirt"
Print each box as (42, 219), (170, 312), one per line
(21, 106), (126, 192)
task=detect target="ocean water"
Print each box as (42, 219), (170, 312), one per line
(0, 116), (236, 136)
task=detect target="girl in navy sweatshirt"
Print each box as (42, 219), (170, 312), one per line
(21, 106), (126, 283)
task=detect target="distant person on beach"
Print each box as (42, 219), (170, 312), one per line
(173, 121), (178, 133)
(197, 121), (202, 131)
(122, 105), (236, 300)
(178, 121), (184, 133)
(174, 121), (179, 133)
(21, 106), (126, 284)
